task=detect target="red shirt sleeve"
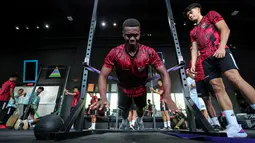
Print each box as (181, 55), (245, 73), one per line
(103, 48), (116, 69)
(10, 82), (16, 90)
(149, 48), (163, 69)
(74, 91), (80, 97)
(207, 11), (224, 24)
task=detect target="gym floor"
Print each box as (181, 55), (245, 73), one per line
(0, 129), (254, 143)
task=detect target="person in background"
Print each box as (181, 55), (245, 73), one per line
(0, 89), (26, 128)
(88, 93), (98, 130)
(128, 101), (137, 130)
(15, 87), (44, 130)
(150, 79), (173, 130)
(64, 87), (81, 110)
(0, 74), (19, 127)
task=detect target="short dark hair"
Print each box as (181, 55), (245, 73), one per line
(183, 3), (202, 17)
(38, 86), (44, 91)
(10, 74), (19, 78)
(157, 79), (162, 82)
(122, 18), (140, 29)
(73, 86), (79, 91)
(18, 88), (24, 92)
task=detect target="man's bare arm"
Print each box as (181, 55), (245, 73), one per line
(215, 20), (230, 50)
(98, 66), (112, 99)
(191, 41), (199, 70)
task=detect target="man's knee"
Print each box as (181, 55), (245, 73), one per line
(224, 69), (242, 84)
(210, 78), (226, 94)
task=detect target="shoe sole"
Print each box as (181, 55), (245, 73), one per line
(14, 120), (21, 130)
(228, 133), (248, 138)
(6, 115), (19, 127)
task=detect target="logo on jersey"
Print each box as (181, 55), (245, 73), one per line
(138, 66), (145, 72)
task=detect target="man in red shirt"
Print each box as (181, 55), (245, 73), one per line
(188, 56), (222, 130)
(64, 87), (81, 110)
(0, 74), (18, 102)
(88, 93), (98, 130)
(151, 79), (178, 130)
(184, 3), (255, 137)
(95, 18), (172, 130)
(0, 74), (18, 128)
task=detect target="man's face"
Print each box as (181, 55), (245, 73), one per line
(18, 89), (24, 95)
(157, 80), (163, 86)
(186, 8), (200, 22)
(73, 88), (78, 92)
(12, 77), (17, 82)
(36, 88), (43, 95)
(123, 26), (141, 45)
(89, 93), (94, 97)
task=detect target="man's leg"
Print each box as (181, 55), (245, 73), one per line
(118, 90), (132, 130)
(224, 69), (255, 106)
(203, 56), (247, 137)
(133, 94), (147, 130)
(220, 48), (255, 108)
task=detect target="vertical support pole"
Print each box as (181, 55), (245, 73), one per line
(73, 0), (99, 132)
(164, 0), (214, 132)
(80, 0), (98, 99)
(58, 66), (71, 116)
(150, 66), (157, 129)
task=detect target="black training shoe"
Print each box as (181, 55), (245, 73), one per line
(213, 125), (223, 131)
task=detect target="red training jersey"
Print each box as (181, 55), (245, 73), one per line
(0, 80), (16, 101)
(190, 11), (229, 62)
(71, 91), (80, 108)
(103, 43), (163, 97)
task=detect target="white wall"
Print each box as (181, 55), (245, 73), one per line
(15, 86), (60, 117)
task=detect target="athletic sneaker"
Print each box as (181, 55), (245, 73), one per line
(14, 119), (22, 130)
(88, 126), (95, 130)
(129, 122), (136, 130)
(137, 120), (144, 130)
(23, 120), (30, 130)
(119, 119), (128, 130)
(226, 124), (247, 138)
(213, 125), (222, 131)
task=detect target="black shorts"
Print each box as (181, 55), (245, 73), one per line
(129, 101), (137, 111)
(118, 89), (146, 111)
(160, 102), (169, 111)
(202, 48), (238, 82)
(90, 109), (97, 115)
(196, 80), (215, 97)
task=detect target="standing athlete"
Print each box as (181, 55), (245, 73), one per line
(94, 18), (175, 130)
(184, 3), (255, 137)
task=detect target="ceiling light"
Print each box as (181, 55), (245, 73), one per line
(45, 24), (49, 28)
(113, 23), (117, 26)
(36, 26), (39, 29)
(101, 22), (106, 27)
(26, 26), (29, 29)
(67, 16), (73, 21)
(15, 26), (19, 30)
(231, 11), (239, 16)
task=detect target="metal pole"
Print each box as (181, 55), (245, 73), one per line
(58, 66), (71, 116)
(22, 66), (43, 120)
(80, 0), (98, 100)
(150, 67), (157, 129)
(164, 0), (214, 132)
(73, 0), (98, 132)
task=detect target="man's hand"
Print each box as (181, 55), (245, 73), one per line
(190, 65), (196, 74)
(213, 47), (226, 58)
(91, 98), (110, 110)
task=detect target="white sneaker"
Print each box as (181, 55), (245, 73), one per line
(129, 122), (135, 130)
(14, 119), (22, 130)
(226, 124), (247, 138)
(88, 126), (95, 130)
